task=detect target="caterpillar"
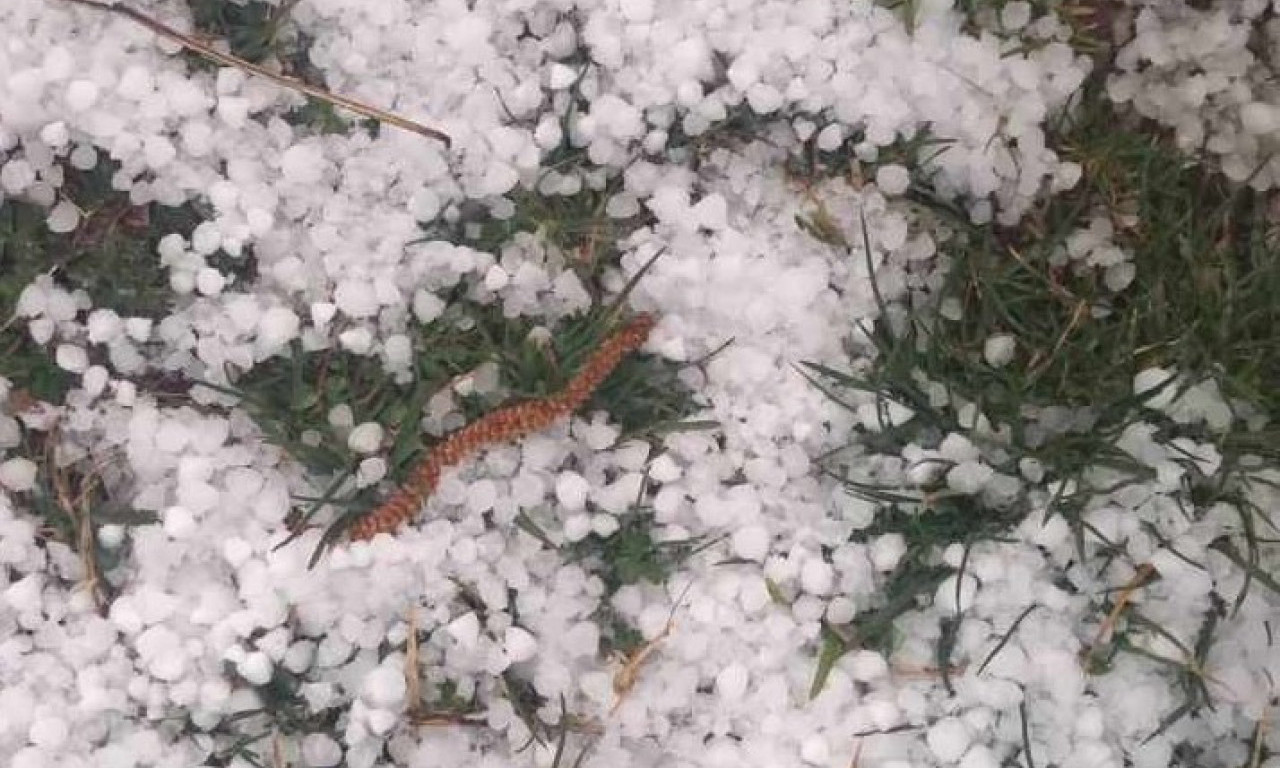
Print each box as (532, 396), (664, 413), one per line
(346, 313), (656, 541)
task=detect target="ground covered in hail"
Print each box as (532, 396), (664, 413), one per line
(0, 1), (1278, 767)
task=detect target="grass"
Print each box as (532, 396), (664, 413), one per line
(795, 62), (1279, 761)
(2, 2), (1276, 766)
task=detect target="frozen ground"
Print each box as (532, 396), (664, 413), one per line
(0, 1), (1277, 767)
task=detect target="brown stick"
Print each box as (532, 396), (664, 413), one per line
(56, 0), (451, 147)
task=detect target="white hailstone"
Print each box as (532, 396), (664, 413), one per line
(163, 506), (197, 539)
(340, 327), (375, 355)
(192, 222), (222, 255)
(847, 650), (889, 681)
(335, 279), (379, 318)
(481, 163), (519, 196)
(816, 123), (844, 151)
(40, 121), (70, 148)
(1, 159), (36, 194)
(934, 574), (978, 614)
(347, 422), (384, 454)
(356, 458), (387, 487)
(5, 573), (43, 613)
(946, 461), (994, 494)
(367, 708), (398, 735)
(328, 404), (354, 429)
(983, 334), (1016, 367)
(82, 365), (109, 398)
(196, 267), (226, 296)
(826, 596), (856, 625)
(144, 135), (177, 168)
(66, 78), (100, 111)
(1240, 102), (1279, 136)
(938, 434), (979, 464)
(746, 83), (783, 114)
(86, 309), (122, 343)
(46, 200), (80, 233)
(483, 264), (510, 291)
(284, 641), (316, 673)
(875, 164), (911, 195)
(647, 453), (682, 482)
(410, 187), (441, 221)
(310, 302), (337, 328)
(466, 478), (498, 513)
(446, 612), (481, 650)
(301, 734), (343, 767)
(0, 458), (38, 492)
(222, 537), (253, 568)
(869, 534), (906, 571)
(1000, 1), (1032, 30)
(548, 63), (577, 90)
(801, 735), (830, 765)
(383, 334), (412, 368)
(238, 652), (274, 685)
(563, 513), (592, 542)
(125, 316), (152, 342)
(361, 665), (407, 708)
(959, 746), (1000, 768)
(618, 0), (655, 23)
(926, 717), (972, 763)
(1104, 262), (1135, 292)
(413, 290), (445, 323)
(1133, 367), (1177, 410)
(732, 525), (770, 561)
(1018, 458), (1045, 484)
(137, 625), (187, 681)
(28, 317), (55, 345)
(54, 344), (89, 373)
(258, 307), (300, 349)
(181, 121), (213, 156)
(591, 513), (620, 537)
(28, 716), (69, 749)
(715, 663), (749, 701)
(800, 558), (834, 596)
(280, 144), (325, 185)
(504, 627), (539, 663)
(555, 471), (590, 511)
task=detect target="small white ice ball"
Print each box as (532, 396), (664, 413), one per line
(555, 471), (590, 511)
(258, 307), (300, 349)
(1240, 102), (1280, 136)
(361, 665), (407, 708)
(301, 734), (343, 767)
(55, 344), (89, 373)
(800, 558), (834, 596)
(875, 164), (911, 195)
(29, 716), (69, 749)
(66, 79), (101, 111)
(347, 422), (384, 454)
(715, 663), (749, 701)
(280, 144), (325, 185)
(196, 267), (226, 296)
(926, 717), (972, 763)
(504, 627), (538, 663)
(731, 524), (770, 561)
(238, 651), (274, 685)
(46, 201), (81, 233)
(983, 334), (1016, 367)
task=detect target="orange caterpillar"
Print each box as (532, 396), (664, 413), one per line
(347, 313), (656, 541)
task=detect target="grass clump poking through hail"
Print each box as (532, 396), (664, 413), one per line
(0, 158), (241, 611)
(799, 75), (1280, 734)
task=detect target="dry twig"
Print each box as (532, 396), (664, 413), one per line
(610, 582), (691, 715)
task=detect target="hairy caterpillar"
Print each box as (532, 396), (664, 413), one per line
(347, 313), (656, 541)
